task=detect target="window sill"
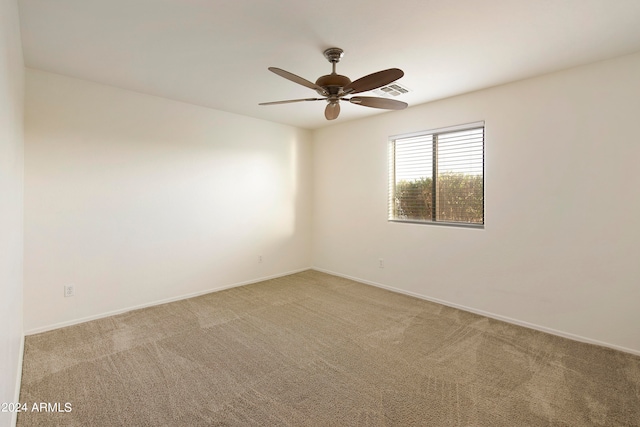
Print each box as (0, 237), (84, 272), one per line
(388, 219), (484, 229)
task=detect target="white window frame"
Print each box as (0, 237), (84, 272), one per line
(388, 121), (485, 228)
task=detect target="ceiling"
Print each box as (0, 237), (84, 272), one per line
(17, 0), (640, 130)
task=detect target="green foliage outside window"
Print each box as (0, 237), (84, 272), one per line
(394, 172), (483, 224)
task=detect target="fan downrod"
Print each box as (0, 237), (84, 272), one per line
(316, 47), (350, 96)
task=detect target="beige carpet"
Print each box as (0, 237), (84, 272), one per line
(18, 270), (640, 426)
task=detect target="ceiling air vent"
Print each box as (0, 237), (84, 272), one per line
(372, 82), (410, 97)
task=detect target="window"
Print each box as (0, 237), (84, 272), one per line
(388, 122), (484, 227)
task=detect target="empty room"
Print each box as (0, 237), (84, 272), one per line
(2, 0), (640, 426)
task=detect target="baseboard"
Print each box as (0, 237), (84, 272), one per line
(11, 333), (25, 427)
(311, 267), (640, 357)
(24, 267), (311, 336)
(25, 266), (640, 356)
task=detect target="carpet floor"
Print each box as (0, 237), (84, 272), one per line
(18, 270), (640, 426)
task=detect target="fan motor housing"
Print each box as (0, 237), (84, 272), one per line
(316, 74), (351, 96)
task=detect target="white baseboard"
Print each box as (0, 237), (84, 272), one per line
(11, 334), (25, 427)
(24, 268), (311, 336)
(311, 267), (640, 357)
(25, 266), (640, 357)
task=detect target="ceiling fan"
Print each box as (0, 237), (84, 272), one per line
(259, 48), (408, 120)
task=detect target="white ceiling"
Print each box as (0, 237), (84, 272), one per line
(18, 0), (640, 130)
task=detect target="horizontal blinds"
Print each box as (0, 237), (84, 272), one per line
(394, 135), (433, 181)
(436, 128), (484, 224)
(437, 128), (484, 175)
(391, 125), (484, 225)
(392, 135), (433, 221)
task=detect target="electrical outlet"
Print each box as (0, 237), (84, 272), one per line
(379, 258), (384, 269)
(258, 255), (263, 263)
(64, 285), (75, 297)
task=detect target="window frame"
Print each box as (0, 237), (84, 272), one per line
(388, 121), (485, 229)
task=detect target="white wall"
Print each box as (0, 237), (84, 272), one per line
(312, 52), (640, 354)
(24, 69), (312, 332)
(0, 0), (24, 425)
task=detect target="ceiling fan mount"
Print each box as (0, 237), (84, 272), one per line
(260, 47), (408, 120)
(323, 47), (345, 64)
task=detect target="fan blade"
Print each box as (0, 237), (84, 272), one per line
(349, 96), (408, 110)
(325, 102), (340, 120)
(268, 67), (326, 93)
(343, 68), (404, 94)
(259, 98), (324, 106)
